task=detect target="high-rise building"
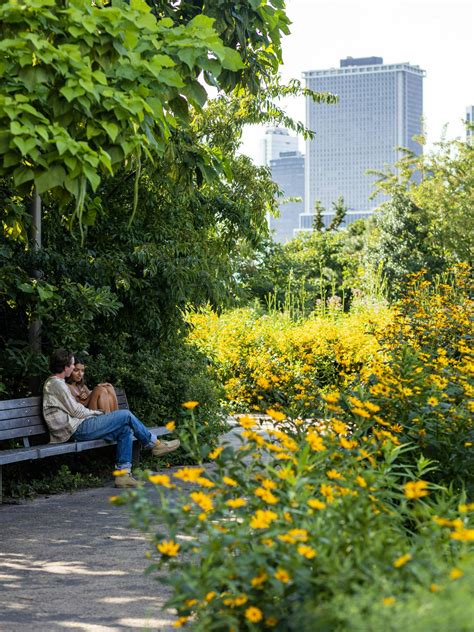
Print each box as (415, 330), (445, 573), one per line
(466, 105), (474, 142)
(268, 151), (305, 243)
(303, 57), (425, 224)
(260, 127), (299, 166)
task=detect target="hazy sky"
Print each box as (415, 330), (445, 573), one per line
(240, 0), (474, 161)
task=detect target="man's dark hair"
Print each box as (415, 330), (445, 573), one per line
(49, 349), (74, 374)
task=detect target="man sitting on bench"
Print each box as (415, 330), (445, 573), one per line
(43, 349), (180, 488)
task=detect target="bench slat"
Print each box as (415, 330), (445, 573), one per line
(0, 397), (41, 411)
(0, 399), (127, 422)
(0, 406), (42, 421)
(0, 425), (48, 441)
(0, 416), (44, 430)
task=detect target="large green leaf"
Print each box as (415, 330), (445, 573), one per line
(35, 165), (67, 194)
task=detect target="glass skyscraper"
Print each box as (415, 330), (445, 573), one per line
(303, 57), (425, 221)
(260, 127), (299, 166)
(268, 150), (305, 243)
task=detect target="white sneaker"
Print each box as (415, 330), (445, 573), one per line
(151, 439), (180, 457)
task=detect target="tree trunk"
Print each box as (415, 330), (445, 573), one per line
(28, 190), (42, 394)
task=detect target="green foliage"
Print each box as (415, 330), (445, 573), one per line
(145, 0), (292, 93)
(297, 554), (474, 631)
(7, 464), (103, 500)
(312, 199), (325, 232)
(369, 137), (473, 297)
(118, 268), (474, 631)
(236, 223), (369, 313)
(369, 192), (446, 299)
(0, 0), (250, 230)
(121, 410), (473, 631)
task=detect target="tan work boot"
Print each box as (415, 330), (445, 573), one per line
(114, 473), (140, 488)
(151, 439), (180, 457)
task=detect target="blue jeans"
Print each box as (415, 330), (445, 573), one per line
(71, 410), (157, 471)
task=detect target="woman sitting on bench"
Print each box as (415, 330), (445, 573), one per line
(67, 358), (118, 414)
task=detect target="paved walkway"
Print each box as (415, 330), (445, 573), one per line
(0, 485), (174, 632)
(0, 425), (246, 632)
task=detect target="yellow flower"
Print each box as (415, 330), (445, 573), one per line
(307, 431), (326, 452)
(429, 583), (441, 592)
(205, 591), (216, 602)
(383, 597), (396, 606)
(450, 528), (474, 542)
(393, 553), (412, 568)
(196, 477), (215, 488)
(266, 408), (286, 422)
(245, 607), (263, 623)
(327, 469), (344, 480)
(332, 420), (349, 435)
(356, 475), (367, 488)
(266, 617), (278, 627)
(320, 483), (335, 502)
(225, 594), (248, 607)
(404, 480), (429, 500)
(174, 467), (205, 483)
(223, 476), (238, 486)
(226, 498), (247, 508)
(182, 504), (191, 512)
(112, 469), (128, 476)
(182, 401), (199, 409)
(364, 401), (381, 413)
(157, 540), (180, 556)
(340, 437), (358, 449)
(274, 568), (291, 583)
(190, 491), (214, 513)
(251, 571), (268, 587)
(108, 495), (120, 503)
(261, 478), (277, 490)
(432, 516), (462, 528)
(165, 420), (176, 431)
(256, 376), (271, 390)
(209, 446), (224, 459)
(250, 509), (278, 529)
(185, 599), (197, 607)
(173, 616), (189, 628)
(278, 529), (308, 544)
(308, 499), (326, 510)
(352, 407), (371, 419)
(238, 415), (255, 429)
(322, 391), (340, 404)
(148, 473), (175, 488)
(449, 567), (464, 580)
(297, 544), (317, 559)
(255, 487), (279, 504)
(427, 396), (439, 407)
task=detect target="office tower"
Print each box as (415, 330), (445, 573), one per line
(302, 56), (425, 227)
(260, 127), (298, 166)
(466, 106), (474, 142)
(268, 150), (305, 243)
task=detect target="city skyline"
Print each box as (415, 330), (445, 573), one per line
(240, 0), (473, 162)
(303, 57), (424, 215)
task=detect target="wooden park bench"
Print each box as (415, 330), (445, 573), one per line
(0, 388), (170, 503)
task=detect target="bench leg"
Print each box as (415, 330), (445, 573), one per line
(132, 441), (140, 468)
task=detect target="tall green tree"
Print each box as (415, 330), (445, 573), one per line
(328, 195), (347, 231)
(0, 0), (252, 232)
(370, 191), (446, 298)
(312, 199), (325, 232)
(370, 136), (473, 268)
